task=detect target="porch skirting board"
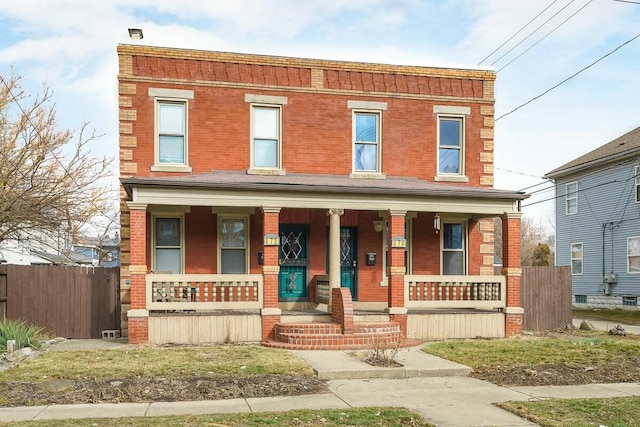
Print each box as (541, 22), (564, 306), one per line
(148, 313), (261, 344)
(407, 312), (505, 339)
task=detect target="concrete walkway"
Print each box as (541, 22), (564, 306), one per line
(573, 317), (640, 334)
(1, 332), (639, 426)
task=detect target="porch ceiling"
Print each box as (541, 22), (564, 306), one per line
(121, 171), (528, 215)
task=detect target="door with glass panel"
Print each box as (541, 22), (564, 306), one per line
(279, 225), (308, 301)
(340, 227), (357, 300)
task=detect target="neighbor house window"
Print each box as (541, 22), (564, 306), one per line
(219, 217), (248, 274)
(438, 117), (464, 175)
(353, 111), (381, 173)
(571, 242), (583, 275)
(628, 236), (640, 274)
(442, 222), (465, 275)
(154, 216), (183, 274)
(566, 182), (578, 215)
(251, 105), (281, 169)
(635, 166), (639, 203)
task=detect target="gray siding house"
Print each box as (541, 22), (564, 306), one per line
(545, 125), (640, 309)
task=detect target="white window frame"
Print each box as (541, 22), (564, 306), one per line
(149, 88), (194, 173)
(566, 182), (578, 215)
(152, 214), (185, 274)
(217, 215), (250, 274)
(635, 165), (639, 204)
(436, 115), (466, 179)
(245, 94), (287, 175)
(571, 242), (583, 275)
(250, 104), (283, 172)
(441, 221), (467, 275)
(352, 110), (382, 174)
(628, 236), (640, 274)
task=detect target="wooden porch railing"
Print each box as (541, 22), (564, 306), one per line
(405, 275), (506, 309)
(146, 274), (263, 311)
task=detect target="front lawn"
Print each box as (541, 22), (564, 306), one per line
(574, 308), (640, 325)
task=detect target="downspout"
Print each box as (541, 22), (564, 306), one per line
(601, 223), (606, 293)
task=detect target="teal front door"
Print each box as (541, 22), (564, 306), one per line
(340, 227), (357, 300)
(279, 225), (308, 301)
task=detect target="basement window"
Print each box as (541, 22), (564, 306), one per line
(623, 296), (637, 307)
(575, 295), (587, 304)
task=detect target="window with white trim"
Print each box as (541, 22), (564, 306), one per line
(437, 116), (464, 176)
(571, 242), (583, 275)
(628, 236), (640, 274)
(566, 182), (578, 215)
(251, 105), (281, 169)
(219, 216), (248, 274)
(149, 88), (193, 172)
(353, 111), (381, 173)
(153, 216), (183, 274)
(635, 165), (639, 203)
(442, 222), (466, 275)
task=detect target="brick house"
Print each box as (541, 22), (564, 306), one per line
(117, 44), (527, 348)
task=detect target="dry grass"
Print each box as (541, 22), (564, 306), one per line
(574, 308), (640, 325)
(0, 407), (432, 427)
(0, 345), (314, 382)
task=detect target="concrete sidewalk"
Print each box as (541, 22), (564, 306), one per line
(1, 340), (639, 426)
(573, 317), (640, 334)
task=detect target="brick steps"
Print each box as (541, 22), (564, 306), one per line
(263, 321), (418, 350)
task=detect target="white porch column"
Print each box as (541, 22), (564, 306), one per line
(327, 208), (343, 309)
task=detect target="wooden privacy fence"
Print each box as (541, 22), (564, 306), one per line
(521, 266), (572, 331)
(0, 265), (120, 339)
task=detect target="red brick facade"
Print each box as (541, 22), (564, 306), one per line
(117, 44), (524, 342)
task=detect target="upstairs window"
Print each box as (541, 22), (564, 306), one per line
(353, 111), (381, 173)
(252, 105), (281, 169)
(149, 87), (193, 172)
(442, 222), (466, 275)
(438, 117), (464, 175)
(571, 242), (583, 275)
(566, 182), (578, 215)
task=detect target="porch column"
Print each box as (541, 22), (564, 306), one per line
(261, 207), (281, 341)
(502, 212), (524, 337)
(327, 208), (344, 310)
(126, 202), (149, 344)
(386, 210), (408, 335)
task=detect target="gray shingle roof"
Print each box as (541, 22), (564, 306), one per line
(545, 125), (640, 179)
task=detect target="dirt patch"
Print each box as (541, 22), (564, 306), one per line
(0, 374), (328, 407)
(471, 358), (640, 387)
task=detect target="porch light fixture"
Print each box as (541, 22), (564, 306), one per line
(373, 220), (385, 233)
(128, 28), (143, 40)
(433, 214), (441, 234)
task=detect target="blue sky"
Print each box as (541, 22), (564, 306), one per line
(1, 0), (639, 230)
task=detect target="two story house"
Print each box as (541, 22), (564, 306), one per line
(117, 44), (527, 347)
(545, 125), (640, 309)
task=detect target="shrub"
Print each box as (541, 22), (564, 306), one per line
(0, 319), (51, 352)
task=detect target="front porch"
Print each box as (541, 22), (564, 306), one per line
(121, 172), (527, 347)
(142, 273), (508, 347)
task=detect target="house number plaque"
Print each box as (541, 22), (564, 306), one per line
(391, 236), (406, 248)
(263, 234), (280, 246)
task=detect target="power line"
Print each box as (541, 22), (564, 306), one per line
(478, 0), (559, 65)
(495, 166), (544, 179)
(612, 0), (640, 4)
(496, 30), (640, 122)
(490, 0), (577, 66)
(497, 0), (594, 72)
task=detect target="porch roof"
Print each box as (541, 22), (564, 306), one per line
(121, 171), (528, 215)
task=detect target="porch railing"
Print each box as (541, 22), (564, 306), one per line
(405, 275), (506, 309)
(146, 274), (263, 311)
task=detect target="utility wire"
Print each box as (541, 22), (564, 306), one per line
(496, 30), (640, 122)
(490, 0), (577, 66)
(498, 0), (594, 72)
(478, 0), (559, 65)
